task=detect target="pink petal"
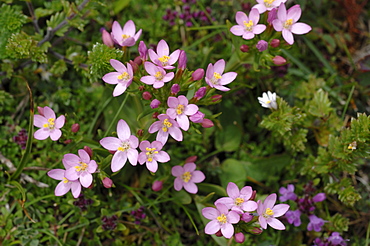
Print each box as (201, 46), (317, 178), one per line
(220, 223), (234, 239)
(240, 186), (253, 198)
(162, 72), (174, 82)
(168, 126), (183, 141)
(277, 3), (287, 21)
(129, 135), (139, 148)
(264, 194), (277, 209)
(171, 165), (184, 176)
(139, 140), (151, 151)
(267, 217), (286, 230)
(100, 137), (122, 151)
(204, 220), (221, 235)
(47, 169), (65, 180)
(70, 181), (81, 198)
(215, 197), (234, 209)
(227, 182), (240, 198)
(242, 200), (258, 212)
(291, 23), (312, 35)
(272, 19), (283, 31)
(65, 168), (79, 181)
(34, 128), (50, 140)
(111, 151), (127, 172)
(287, 5), (301, 22)
(214, 84), (230, 91)
(153, 81), (165, 89)
(49, 129), (62, 141)
(43, 106), (56, 119)
(80, 172), (93, 188)
(166, 108), (177, 119)
(235, 11), (248, 26)
(253, 24), (266, 34)
(227, 210), (240, 224)
(205, 63), (214, 79)
(88, 160), (98, 173)
(62, 153), (79, 169)
(110, 59), (126, 73)
(121, 37), (136, 47)
(177, 95), (188, 106)
(155, 151), (170, 163)
(272, 204), (290, 217)
(144, 61), (157, 75)
(146, 160), (158, 172)
(78, 149), (90, 163)
(173, 177), (184, 191)
(55, 181), (71, 196)
(249, 8), (260, 23)
(148, 50), (159, 64)
(220, 72), (237, 85)
(156, 130), (169, 145)
(117, 119), (130, 140)
(127, 148), (138, 166)
(213, 59), (225, 74)
(252, 4), (267, 14)
(258, 215), (267, 229)
(34, 115), (47, 127)
(183, 181), (198, 194)
(123, 20), (135, 37)
(184, 104), (198, 116)
(168, 49), (180, 65)
(148, 121), (162, 133)
(190, 170), (205, 183)
(177, 114), (189, 131)
(202, 207), (220, 220)
(138, 152), (147, 164)
(140, 75), (155, 85)
(156, 39), (169, 57)
(242, 32), (255, 40)
(113, 83), (127, 97)
(54, 115), (65, 128)
(133, 29), (142, 41)
(230, 25), (244, 36)
(167, 96), (179, 108)
(183, 162), (196, 172)
(103, 72), (120, 84)
(151, 141), (163, 150)
(282, 29), (294, 45)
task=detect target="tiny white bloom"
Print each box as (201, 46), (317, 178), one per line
(258, 91), (278, 109)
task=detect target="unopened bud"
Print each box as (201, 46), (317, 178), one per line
(152, 112), (159, 118)
(240, 44), (249, 53)
(211, 95), (222, 103)
(71, 123), (80, 133)
(100, 28), (114, 48)
(185, 156), (198, 163)
(267, 8), (277, 24)
(64, 139), (72, 144)
(215, 230), (223, 237)
(270, 39), (280, 48)
(178, 50), (187, 70)
(37, 106), (44, 116)
(241, 212), (253, 223)
(138, 85), (145, 91)
(152, 180), (163, 192)
(234, 232), (245, 243)
(191, 68), (204, 81)
(139, 41), (148, 61)
(249, 227), (263, 235)
(83, 146), (93, 158)
(272, 56), (286, 65)
(142, 91), (152, 100)
(150, 99), (161, 109)
(129, 59), (139, 73)
(189, 111), (205, 123)
(256, 40), (268, 52)
(194, 87), (207, 100)
(171, 84), (180, 95)
(201, 119), (214, 128)
(102, 177), (113, 188)
(250, 190), (257, 200)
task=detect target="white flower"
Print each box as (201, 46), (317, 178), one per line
(258, 91), (277, 109)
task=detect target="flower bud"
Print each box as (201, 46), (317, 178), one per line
(312, 193), (326, 203)
(267, 8), (277, 24)
(142, 91), (152, 100)
(152, 112), (159, 118)
(134, 56), (142, 66)
(256, 40), (268, 52)
(191, 68), (204, 81)
(240, 44), (249, 53)
(71, 123), (80, 133)
(139, 85), (145, 91)
(129, 59), (139, 73)
(272, 56), (286, 65)
(249, 227), (263, 235)
(171, 84), (180, 95)
(138, 41), (148, 61)
(102, 177), (113, 188)
(250, 190), (257, 200)
(215, 230), (223, 237)
(100, 28), (114, 48)
(150, 99), (161, 109)
(211, 95), (222, 103)
(270, 39), (280, 48)
(64, 139), (72, 144)
(152, 180), (163, 192)
(194, 87), (207, 100)
(83, 146), (93, 158)
(189, 111), (205, 123)
(185, 156), (198, 163)
(201, 119), (214, 128)
(37, 106), (44, 116)
(234, 232), (245, 243)
(241, 212), (253, 223)
(178, 50), (187, 70)
(137, 129), (144, 136)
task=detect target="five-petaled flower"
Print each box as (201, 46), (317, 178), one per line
(100, 119), (139, 172)
(138, 140), (170, 173)
(215, 182), (258, 214)
(166, 95), (199, 131)
(202, 203), (240, 239)
(63, 149), (98, 188)
(111, 20), (142, 47)
(148, 39), (180, 69)
(102, 59), (133, 97)
(258, 91), (278, 109)
(272, 4), (312, 45)
(205, 59), (237, 91)
(148, 114), (183, 144)
(34, 106), (65, 141)
(47, 169), (82, 198)
(171, 162), (205, 194)
(140, 62), (174, 89)
(230, 9), (266, 40)
(252, 0), (287, 14)
(257, 193), (290, 230)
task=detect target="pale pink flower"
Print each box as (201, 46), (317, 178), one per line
(230, 9), (266, 40)
(102, 59), (133, 97)
(34, 106), (65, 141)
(138, 140), (170, 173)
(215, 182), (258, 214)
(148, 114), (183, 144)
(166, 95), (199, 131)
(47, 169), (81, 198)
(202, 203), (240, 239)
(257, 193), (290, 230)
(148, 39), (180, 69)
(100, 119), (139, 172)
(252, 0), (287, 14)
(272, 4), (312, 45)
(63, 149), (98, 188)
(111, 20), (142, 47)
(172, 162), (205, 194)
(205, 59), (237, 91)
(140, 62), (174, 89)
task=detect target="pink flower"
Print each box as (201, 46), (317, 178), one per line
(138, 40), (148, 61)
(189, 111), (205, 123)
(215, 182), (258, 213)
(257, 193), (290, 230)
(205, 59), (237, 91)
(272, 4), (312, 45)
(111, 20), (142, 47)
(152, 180), (163, 192)
(140, 62), (174, 89)
(63, 149), (98, 188)
(202, 203), (240, 239)
(148, 39), (180, 69)
(100, 28), (114, 47)
(252, 0), (287, 14)
(34, 106), (65, 141)
(102, 59), (133, 97)
(230, 9), (266, 40)
(148, 114), (183, 144)
(47, 169), (81, 198)
(100, 119), (139, 172)
(138, 140), (170, 173)
(171, 162), (205, 194)
(191, 68), (204, 81)
(166, 95), (199, 131)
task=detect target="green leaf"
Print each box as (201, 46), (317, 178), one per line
(308, 89), (333, 117)
(173, 189), (192, 204)
(219, 159), (247, 188)
(113, 0), (131, 14)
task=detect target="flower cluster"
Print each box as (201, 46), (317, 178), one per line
(202, 182), (289, 241)
(313, 232), (349, 246)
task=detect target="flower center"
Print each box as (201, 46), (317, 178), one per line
(284, 19), (293, 29)
(117, 142), (130, 152)
(348, 141), (357, 150)
(217, 214), (227, 224)
(122, 34), (130, 40)
(117, 72), (130, 80)
(75, 161), (88, 172)
(235, 197), (245, 206)
(43, 118), (55, 129)
(176, 104), (185, 115)
(63, 177), (69, 183)
(158, 55), (170, 66)
(181, 171), (192, 182)
(154, 71), (164, 81)
(145, 147), (158, 162)
(162, 118), (172, 132)
(264, 208), (274, 218)
(211, 72), (222, 85)
(264, 0), (275, 7)
(243, 20), (254, 31)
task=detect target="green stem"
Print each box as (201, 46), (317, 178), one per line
(341, 84), (355, 121)
(88, 96), (113, 136)
(103, 93), (129, 137)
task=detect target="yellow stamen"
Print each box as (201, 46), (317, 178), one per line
(162, 118), (172, 132)
(43, 118), (55, 129)
(63, 177), (69, 183)
(217, 214), (227, 224)
(243, 20), (254, 31)
(264, 0), (275, 7)
(265, 208), (274, 216)
(284, 19), (293, 29)
(213, 72), (222, 80)
(158, 55), (170, 64)
(348, 141), (357, 150)
(117, 72), (129, 80)
(75, 162), (88, 172)
(266, 100), (271, 104)
(122, 34), (130, 40)
(154, 71), (163, 80)
(181, 171), (192, 183)
(235, 197), (245, 206)
(176, 104), (185, 115)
